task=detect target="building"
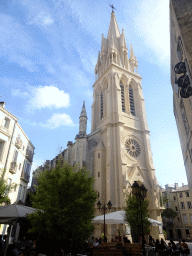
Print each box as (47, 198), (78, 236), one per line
(162, 183), (192, 240)
(31, 11), (163, 240)
(0, 102), (35, 204)
(170, 0), (192, 195)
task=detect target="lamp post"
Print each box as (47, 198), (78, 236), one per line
(131, 181), (147, 256)
(97, 200), (112, 241)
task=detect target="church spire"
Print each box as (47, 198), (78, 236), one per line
(107, 12), (120, 39)
(76, 101), (87, 139)
(94, 11), (138, 79)
(80, 101), (87, 119)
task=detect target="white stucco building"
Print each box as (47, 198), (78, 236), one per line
(0, 101), (35, 204)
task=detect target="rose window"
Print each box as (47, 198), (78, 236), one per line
(125, 139), (141, 158)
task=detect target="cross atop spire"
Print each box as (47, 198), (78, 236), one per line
(109, 4), (116, 13)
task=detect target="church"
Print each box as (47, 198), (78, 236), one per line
(32, 11), (163, 240)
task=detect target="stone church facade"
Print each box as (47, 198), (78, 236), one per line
(31, 11), (163, 240)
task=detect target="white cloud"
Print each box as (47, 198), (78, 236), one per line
(42, 113), (74, 129)
(25, 113), (75, 129)
(29, 85), (70, 110)
(9, 55), (37, 72)
(29, 12), (54, 27)
(84, 89), (93, 100)
(133, 0), (170, 64)
(12, 89), (29, 97)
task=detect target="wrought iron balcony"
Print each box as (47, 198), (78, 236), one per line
(9, 162), (17, 174)
(26, 148), (33, 162)
(20, 170), (30, 183)
(15, 137), (23, 149)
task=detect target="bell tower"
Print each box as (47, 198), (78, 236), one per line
(89, 11), (163, 240)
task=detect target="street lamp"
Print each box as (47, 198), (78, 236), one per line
(97, 200), (112, 241)
(131, 181), (147, 256)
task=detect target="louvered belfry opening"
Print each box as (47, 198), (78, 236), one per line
(129, 86), (135, 116)
(120, 83), (125, 112)
(101, 92), (103, 119)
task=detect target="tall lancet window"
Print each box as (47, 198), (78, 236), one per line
(129, 86), (135, 116)
(120, 83), (125, 112)
(101, 92), (103, 119)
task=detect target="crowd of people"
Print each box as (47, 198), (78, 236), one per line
(89, 235), (131, 248)
(144, 236), (190, 255)
(89, 235), (190, 255)
(0, 235), (189, 255)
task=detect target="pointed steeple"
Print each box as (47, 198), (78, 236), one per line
(76, 101), (87, 139)
(80, 101), (87, 119)
(130, 44), (136, 60)
(119, 29), (127, 48)
(129, 44), (138, 73)
(107, 12), (120, 39)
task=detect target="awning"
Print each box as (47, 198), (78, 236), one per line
(92, 210), (162, 226)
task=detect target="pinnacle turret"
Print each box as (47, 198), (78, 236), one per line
(76, 101), (87, 139)
(80, 101), (87, 119)
(129, 44), (138, 73)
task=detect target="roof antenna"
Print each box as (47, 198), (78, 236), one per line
(109, 4), (116, 13)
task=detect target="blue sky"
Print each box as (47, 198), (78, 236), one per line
(0, 0), (187, 187)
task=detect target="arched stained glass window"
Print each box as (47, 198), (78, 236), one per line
(129, 86), (135, 116)
(101, 92), (103, 119)
(120, 83), (125, 112)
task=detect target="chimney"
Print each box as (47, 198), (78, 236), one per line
(175, 183), (178, 189)
(0, 102), (5, 108)
(182, 183), (184, 187)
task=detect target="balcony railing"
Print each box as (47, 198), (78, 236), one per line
(26, 148), (33, 162)
(15, 137), (23, 149)
(20, 170), (30, 183)
(9, 162), (17, 174)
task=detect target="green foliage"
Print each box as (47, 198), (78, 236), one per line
(161, 208), (177, 220)
(124, 194), (151, 235)
(160, 195), (168, 207)
(27, 163), (97, 247)
(0, 169), (12, 205)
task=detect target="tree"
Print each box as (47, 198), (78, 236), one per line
(124, 194), (151, 243)
(0, 169), (12, 205)
(27, 162), (97, 254)
(161, 208), (177, 221)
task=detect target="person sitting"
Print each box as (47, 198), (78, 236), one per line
(155, 239), (167, 252)
(176, 240), (182, 253)
(123, 235), (129, 243)
(115, 239), (124, 250)
(181, 239), (189, 255)
(149, 239), (154, 247)
(160, 238), (168, 249)
(169, 240), (177, 251)
(93, 238), (100, 247)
